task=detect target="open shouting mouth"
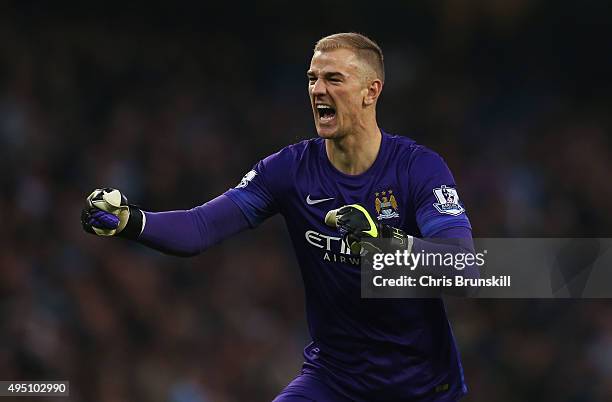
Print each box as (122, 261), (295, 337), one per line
(316, 104), (336, 124)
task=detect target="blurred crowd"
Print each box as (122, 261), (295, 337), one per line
(1, 1), (611, 401)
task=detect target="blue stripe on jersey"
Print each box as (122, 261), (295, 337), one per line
(420, 215), (471, 238)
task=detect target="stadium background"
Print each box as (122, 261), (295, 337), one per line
(1, 1), (611, 401)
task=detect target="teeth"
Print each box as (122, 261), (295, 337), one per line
(316, 104), (335, 123)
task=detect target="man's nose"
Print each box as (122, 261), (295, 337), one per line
(311, 79), (327, 96)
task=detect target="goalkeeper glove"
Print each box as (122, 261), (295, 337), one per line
(324, 204), (413, 255)
(81, 188), (143, 239)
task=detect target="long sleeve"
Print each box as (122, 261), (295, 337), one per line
(137, 194), (250, 257)
(412, 226), (480, 280)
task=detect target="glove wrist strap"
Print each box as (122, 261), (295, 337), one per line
(379, 224), (414, 254)
(117, 206), (143, 240)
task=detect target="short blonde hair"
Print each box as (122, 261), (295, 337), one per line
(314, 32), (385, 82)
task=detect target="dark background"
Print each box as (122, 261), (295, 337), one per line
(1, 1), (611, 401)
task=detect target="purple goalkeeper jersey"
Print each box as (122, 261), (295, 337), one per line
(224, 131), (471, 401)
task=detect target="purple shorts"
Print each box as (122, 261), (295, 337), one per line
(272, 372), (351, 402)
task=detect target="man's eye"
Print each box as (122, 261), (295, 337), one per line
(308, 77), (316, 84)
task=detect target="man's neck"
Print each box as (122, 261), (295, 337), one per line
(325, 126), (382, 175)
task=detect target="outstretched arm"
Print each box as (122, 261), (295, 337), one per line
(81, 189), (250, 257)
(82, 151), (288, 256)
(137, 194), (249, 257)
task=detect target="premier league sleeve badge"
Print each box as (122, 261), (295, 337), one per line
(432, 185), (465, 216)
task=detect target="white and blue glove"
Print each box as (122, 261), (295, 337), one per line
(81, 188), (143, 239)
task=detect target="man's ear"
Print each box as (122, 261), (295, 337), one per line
(363, 78), (383, 106)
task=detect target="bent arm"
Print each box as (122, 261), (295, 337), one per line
(412, 226), (479, 280)
(137, 194), (250, 257)
(409, 226), (480, 296)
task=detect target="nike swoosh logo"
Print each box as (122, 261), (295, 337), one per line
(306, 195), (335, 205)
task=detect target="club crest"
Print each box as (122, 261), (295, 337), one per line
(433, 185), (465, 216)
(375, 190), (400, 220)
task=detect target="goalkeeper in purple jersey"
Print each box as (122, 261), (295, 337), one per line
(82, 33), (478, 401)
